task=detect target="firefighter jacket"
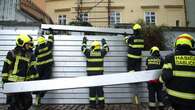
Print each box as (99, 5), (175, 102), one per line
(35, 34), (54, 66)
(81, 43), (109, 75)
(124, 35), (144, 59)
(26, 52), (39, 81)
(159, 50), (195, 106)
(146, 53), (164, 70)
(146, 53), (164, 83)
(2, 47), (38, 82)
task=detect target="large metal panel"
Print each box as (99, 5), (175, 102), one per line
(3, 70), (161, 93)
(53, 41), (126, 46)
(53, 56), (126, 62)
(0, 0), (17, 21)
(41, 24), (133, 35)
(0, 29), (169, 104)
(53, 35), (124, 41)
(53, 51), (127, 57)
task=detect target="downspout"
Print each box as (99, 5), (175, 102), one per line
(108, 0), (111, 27)
(183, 0), (188, 27)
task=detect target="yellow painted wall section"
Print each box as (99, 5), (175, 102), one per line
(33, 0), (46, 11)
(45, 0), (186, 27)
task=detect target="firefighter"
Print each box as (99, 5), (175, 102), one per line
(124, 23), (144, 72)
(1, 34), (36, 110)
(146, 46), (164, 110)
(26, 35), (39, 81)
(159, 33), (195, 110)
(34, 28), (54, 105)
(81, 37), (109, 109)
(124, 24), (144, 107)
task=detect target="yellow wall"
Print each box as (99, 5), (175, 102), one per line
(33, 0), (46, 11)
(45, 0), (186, 27)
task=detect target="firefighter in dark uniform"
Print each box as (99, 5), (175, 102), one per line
(159, 33), (195, 110)
(34, 29), (54, 105)
(1, 34), (37, 110)
(81, 37), (109, 109)
(26, 35), (39, 80)
(124, 23), (144, 72)
(146, 46), (164, 110)
(124, 24), (144, 107)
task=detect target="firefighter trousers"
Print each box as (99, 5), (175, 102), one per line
(7, 92), (32, 110)
(172, 103), (195, 110)
(147, 83), (163, 108)
(89, 86), (105, 107)
(37, 62), (53, 98)
(127, 57), (141, 72)
(87, 73), (105, 108)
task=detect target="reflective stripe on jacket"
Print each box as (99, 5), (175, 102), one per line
(2, 48), (36, 82)
(124, 35), (144, 59)
(35, 35), (54, 65)
(81, 42), (109, 75)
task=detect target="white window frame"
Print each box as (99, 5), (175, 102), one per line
(110, 11), (121, 26)
(110, 11), (121, 27)
(144, 11), (156, 25)
(79, 12), (88, 22)
(58, 15), (66, 25)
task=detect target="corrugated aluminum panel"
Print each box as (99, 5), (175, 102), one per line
(4, 70), (161, 93)
(41, 24), (133, 35)
(0, 0), (16, 21)
(0, 29), (170, 104)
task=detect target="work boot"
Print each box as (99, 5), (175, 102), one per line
(35, 95), (41, 106)
(89, 105), (96, 109)
(149, 107), (156, 110)
(159, 107), (164, 110)
(98, 100), (105, 109)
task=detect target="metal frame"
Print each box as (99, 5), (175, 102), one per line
(41, 24), (133, 35)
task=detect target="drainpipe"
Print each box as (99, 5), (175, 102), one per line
(108, 0), (111, 27)
(183, 0), (188, 27)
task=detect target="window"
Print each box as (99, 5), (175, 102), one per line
(58, 15), (66, 25)
(79, 13), (88, 22)
(144, 12), (156, 25)
(110, 11), (121, 27)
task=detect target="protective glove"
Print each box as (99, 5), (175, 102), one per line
(83, 37), (87, 44)
(2, 78), (8, 84)
(48, 34), (54, 41)
(148, 79), (159, 84)
(1, 78), (8, 89)
(101, 38), (106, 45)
(123, 32), (128, 37)
(48, 28), (53, 35)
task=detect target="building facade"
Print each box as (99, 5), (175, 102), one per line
(0, 0), (52, 27)
(45, 0), (186, 27)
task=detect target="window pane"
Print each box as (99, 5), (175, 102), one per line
(110, 11), (120, 26)
(145, 12), (150, 15)
(144, 11), (156, 24)
(151, 12), (155, 15)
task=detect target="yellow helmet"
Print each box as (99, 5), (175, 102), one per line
(177, 33), (194, 47)
(177, 33), (193, 41)
(91, 41), (101, 50)
(27, 35), (34, 49)
(16, 34), (31, 47)
(133, 24), (142, 30)
(150, 46), (159, 54)
(175, 38), (192, 48)
(37, 36), (46, 45)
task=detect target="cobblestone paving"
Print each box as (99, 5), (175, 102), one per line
(0, 103), (172, 110)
